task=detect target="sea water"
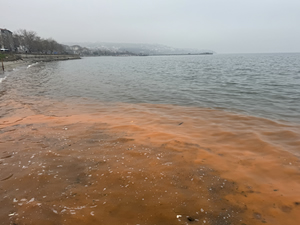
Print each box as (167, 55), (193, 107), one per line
(0, 53), (300, 225)
(2, 53), (300, 123)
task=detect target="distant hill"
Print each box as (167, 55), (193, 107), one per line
(64, 42), (214, 56)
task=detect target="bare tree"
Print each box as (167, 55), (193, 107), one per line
(14, 29), (39, 53)
(13, 29), (67, 54)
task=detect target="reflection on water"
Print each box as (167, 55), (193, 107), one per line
(0, 54), (300, 224)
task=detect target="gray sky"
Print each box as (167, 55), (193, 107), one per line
(1, 0), (300, 53)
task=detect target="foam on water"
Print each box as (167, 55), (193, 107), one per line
(0, 76), (6, 83)
(27, 62), (39, 68)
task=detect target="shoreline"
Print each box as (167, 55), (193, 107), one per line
(1, 60), (31, 73)
(0, 54), (81, 74)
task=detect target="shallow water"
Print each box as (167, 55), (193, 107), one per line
(2, 53), (300, 123)
(0, 54), (300, 224)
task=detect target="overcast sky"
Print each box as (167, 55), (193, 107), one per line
(1, 0), (300, 53)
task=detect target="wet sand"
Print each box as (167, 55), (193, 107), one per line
(1, 97), (300, 225)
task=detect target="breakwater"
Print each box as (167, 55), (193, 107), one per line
(17, 54), (80, 62)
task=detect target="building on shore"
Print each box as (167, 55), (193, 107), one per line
(0, 28), (14, 52)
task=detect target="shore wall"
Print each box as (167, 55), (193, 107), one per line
(16, 54), (81, 62)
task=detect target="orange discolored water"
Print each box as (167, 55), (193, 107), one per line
(1, 96), (300, 225)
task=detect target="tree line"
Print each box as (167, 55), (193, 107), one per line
(3, 29), (139, 56)
(13, 29), (66, 54)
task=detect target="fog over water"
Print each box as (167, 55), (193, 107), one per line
(2, 0), (300, 53)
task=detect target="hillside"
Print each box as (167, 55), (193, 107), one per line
(65, 42), (214, 56)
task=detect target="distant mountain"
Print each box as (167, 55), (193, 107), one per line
(64, 42), (214, 55)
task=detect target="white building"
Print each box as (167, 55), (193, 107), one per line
(0, 28), (14, 52)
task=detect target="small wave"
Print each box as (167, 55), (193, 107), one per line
(27, 62), (39, 69)
(0, 76), (7, 83)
